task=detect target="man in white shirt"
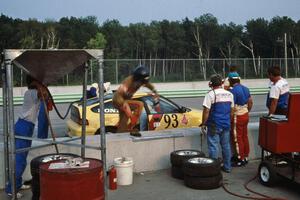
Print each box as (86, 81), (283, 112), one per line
(266, 66), (290, 115)
(200, 74), (234, 173)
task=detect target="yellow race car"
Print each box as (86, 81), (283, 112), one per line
(67, 93), (202, 136)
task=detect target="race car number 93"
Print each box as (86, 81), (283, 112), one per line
(164, 114), (179, 128)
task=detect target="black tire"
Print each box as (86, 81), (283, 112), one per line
(30, 153), (79, 200)
(103, 126), (117, 134)
(171, 165), (184, 179)
(170, 150), (205, 167)
(258, 160), (278, 187)
(184, 173), (223, 190)
(183, 157), (220, 177)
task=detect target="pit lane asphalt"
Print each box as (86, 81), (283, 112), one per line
(0, 95), (268, 138)
(1, 160), (299, 200)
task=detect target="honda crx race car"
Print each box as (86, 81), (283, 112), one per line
(67, 93), (202, 136)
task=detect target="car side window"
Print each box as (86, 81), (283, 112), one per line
(91, 101), (119, 114)
(159, 99), (180, 113)
(141, 96), (179, 114)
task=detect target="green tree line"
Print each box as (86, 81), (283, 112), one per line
(1, 13), (300, 85)
(1, 13), (300, 60)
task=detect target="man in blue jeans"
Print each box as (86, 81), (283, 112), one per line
(200, 74), (234, 173)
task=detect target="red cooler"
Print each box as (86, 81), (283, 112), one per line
(40, 158), (104, 200)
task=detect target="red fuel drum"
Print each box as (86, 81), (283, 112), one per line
(109, 166), (117, 190)
(39, 158), (104, 200)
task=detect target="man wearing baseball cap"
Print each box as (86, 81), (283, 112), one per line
(228, 72), (253, 166)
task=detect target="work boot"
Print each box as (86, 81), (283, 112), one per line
(221, 166), (231, 173)
(243, 157), (249, 165)
(7, 192), (23, 199)
(130, 131), (141, 137)
(232, 159), (245, 167)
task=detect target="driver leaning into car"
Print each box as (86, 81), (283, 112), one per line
(113, 65), (160, 133)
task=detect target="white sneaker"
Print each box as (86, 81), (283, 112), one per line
(20, 184), (31, 190)
(7, 192), (23, 199)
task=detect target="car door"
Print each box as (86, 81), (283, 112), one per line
(141, 96), (194, 131)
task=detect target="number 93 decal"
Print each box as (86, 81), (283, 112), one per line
(164, 114), (179, 128)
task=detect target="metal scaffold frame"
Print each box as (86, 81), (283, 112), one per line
(1, 49), (107, 199)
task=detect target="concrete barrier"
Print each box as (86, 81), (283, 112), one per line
(1, 78), (300, 105)
(0, 122), (261, 189)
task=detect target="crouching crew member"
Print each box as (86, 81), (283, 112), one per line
(228, 72), (253, 166)
(113, 65), (159, 133)
(200, 74), (234, 173)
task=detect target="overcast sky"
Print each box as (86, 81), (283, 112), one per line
(1, 0), (299, 25)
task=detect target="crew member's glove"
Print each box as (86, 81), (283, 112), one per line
(153, 99), (160, 113)
(199, 124), (207, 135)
(47, 100), (53, 111)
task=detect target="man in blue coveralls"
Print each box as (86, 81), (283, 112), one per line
(5, 75), (48, 198)
(200, 74), (234, 173)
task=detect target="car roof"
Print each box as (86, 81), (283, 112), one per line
(81, 92), (151, 106)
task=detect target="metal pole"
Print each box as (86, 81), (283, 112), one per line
(1, 59), (9, 185)
(222, 59), (225, 78)
(163, 59), (165, 82)
(183, 60), (186, 82)
(81, 62), (88, 158)
(98, 57), (107, 199)
(20, 69), (23, 87)
(90, 60), (93, 84)
(284, 33), (288, 78)
(261, 58), (264, 78)
(243, 59), (246, 79)
(6, 58), (17, 199)
(115, 59), (118, 84)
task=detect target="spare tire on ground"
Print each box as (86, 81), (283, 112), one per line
(170, 150), (205, 167)
(30, 153), (80, 200)
(184, 173), (223, 190)
(170, 149), (205, 179)
(183, 157), (220, 177)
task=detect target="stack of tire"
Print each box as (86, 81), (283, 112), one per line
(170, 150), (205, 179)
(170, 150), (222, 190)
(183, 157), (223, 189)
(30, 153), (79, 200)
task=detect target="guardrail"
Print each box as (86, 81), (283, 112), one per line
(1, 86), (300, 106)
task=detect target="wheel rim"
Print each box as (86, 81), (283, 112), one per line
(176, 150), (199, 156)
(189, 157), (214, 164)
(260, 166), (270, 182)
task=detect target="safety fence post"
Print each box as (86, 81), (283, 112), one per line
(5, 57), (17, 199)
(98, 57), (107, 200)
(81, 62), (88, 158)
(1, 58), (9, 187)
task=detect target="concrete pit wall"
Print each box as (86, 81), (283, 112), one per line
(0, 123), (260, 189)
